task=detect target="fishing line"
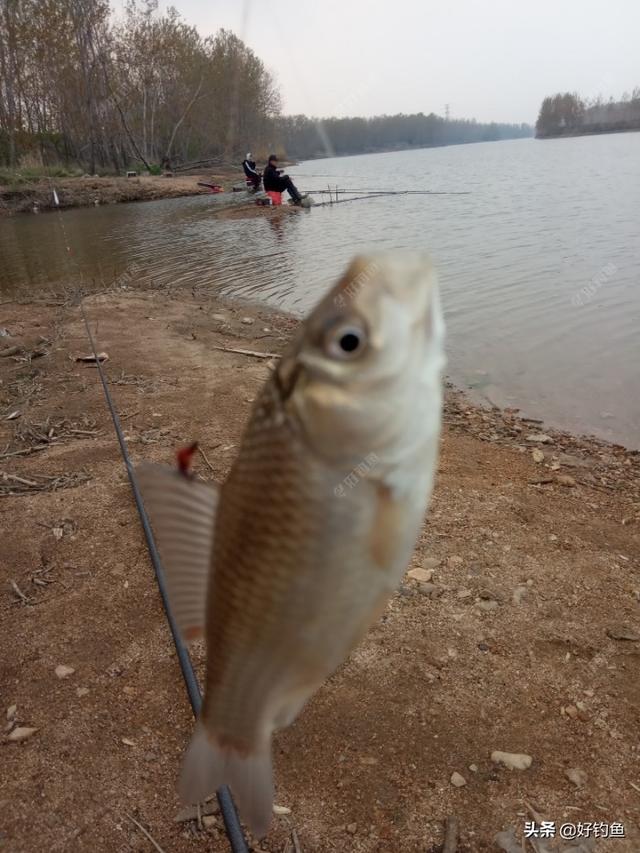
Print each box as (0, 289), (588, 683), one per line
(38, 169), (250, 853)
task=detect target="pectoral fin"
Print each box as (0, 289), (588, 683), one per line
(136, 463), (218, 643)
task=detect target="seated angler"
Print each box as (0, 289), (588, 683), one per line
(242, 152), (261, 191)
(263, 154), (306, 205)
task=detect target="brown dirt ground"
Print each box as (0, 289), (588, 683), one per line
(0, 171), (240, 216)
(1, 286), (639, 853)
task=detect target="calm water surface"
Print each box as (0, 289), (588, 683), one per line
(1, 135), (639, 447)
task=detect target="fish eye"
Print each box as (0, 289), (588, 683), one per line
(324, 320), (368, 360)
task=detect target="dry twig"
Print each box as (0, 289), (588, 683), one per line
(198, 444), (220, 473)
(211, 344), (281, 359)
(124, 813), (167, 853)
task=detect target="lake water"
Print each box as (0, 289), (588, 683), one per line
(1, 134), (639, 447)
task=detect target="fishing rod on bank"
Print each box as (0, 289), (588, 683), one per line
(41, 171), (250, 853)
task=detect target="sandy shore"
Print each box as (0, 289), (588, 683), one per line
(1, 285), (639, 852)
(0, 171), (240, 216)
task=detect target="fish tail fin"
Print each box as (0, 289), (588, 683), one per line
(179, 720), (274, 839)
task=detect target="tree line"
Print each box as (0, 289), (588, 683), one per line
(0, 0), (280, 173)
(536, 90), (640, 138)
(0, 0), (531, 174)
(279, 114), (531, 160)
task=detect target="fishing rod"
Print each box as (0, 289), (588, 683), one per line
(79, 301), (250, 853)
(43, 171), (250, 853)
(313, 192), (391, 207)
(302, 188), (471, 196)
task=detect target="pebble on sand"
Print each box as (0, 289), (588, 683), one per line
(450, 771), (467, 787)
(8, 726), (38, 743)
(565, 767), (588, 787)
(419, 582), (444, 599)
(491, 751), (533, 771)
(532, 448), (545, 463)
(6, 704), (17, 720)
(556, 474), (577, 487)
(526, 433), (553, 444)
(407, 567), (433, 583)
(55, 665), (75, 679)
(512, 586), (528, 605)
(606, 624), (640, 642)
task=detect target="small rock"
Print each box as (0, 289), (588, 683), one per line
(477, 642), (490, 652)
(121, 737), (136, 747)
(526, 433), (553, 444)
(512, 586), (528, 605)
(202, 815), (217, 829)
(478, 599), (499, 611)
(346, 823), (357, 834)
(495, 826), (522, 853)
(491, 750), (532, 771)
(468, 763), (478, 773)
(565, 767), (587, 787)
(360, 756), (378, 765)
(55, 665), (75, 679)
(606, 624), (640, 642)
(564, 705), (579, 720)
(407, 567), (433, 583)
(6, 705), (16, 721)
(8, 726), (38, 743)
(478, 587), (502, 602)
(448, 555), (464, 567)
(450, 771), (466, 787)
(241, 317), (254, 325)
(273, 804), (292, 815)
(419, 582), (443, 599)
(76, 687), (89, 697)
(556, 474), (576, 487)
(532, 448), (545, 463)
(422, 557), (441, 570)
(457, 588), (472, 599)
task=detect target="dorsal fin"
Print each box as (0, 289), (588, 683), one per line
(136, 463), (218, 643)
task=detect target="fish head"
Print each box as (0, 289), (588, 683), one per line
(277, 253), (446, 474)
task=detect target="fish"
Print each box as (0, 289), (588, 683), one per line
(137, 252), (445, 837)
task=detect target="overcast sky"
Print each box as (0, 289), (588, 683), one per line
(121, 0), (640, 124)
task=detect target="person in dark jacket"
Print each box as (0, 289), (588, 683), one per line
(242, 152), (261, 190)
(263, 154), (304, 204)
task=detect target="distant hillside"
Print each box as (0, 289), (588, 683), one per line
(536, 91), (640, 139)
(276, 113), (533, 160)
